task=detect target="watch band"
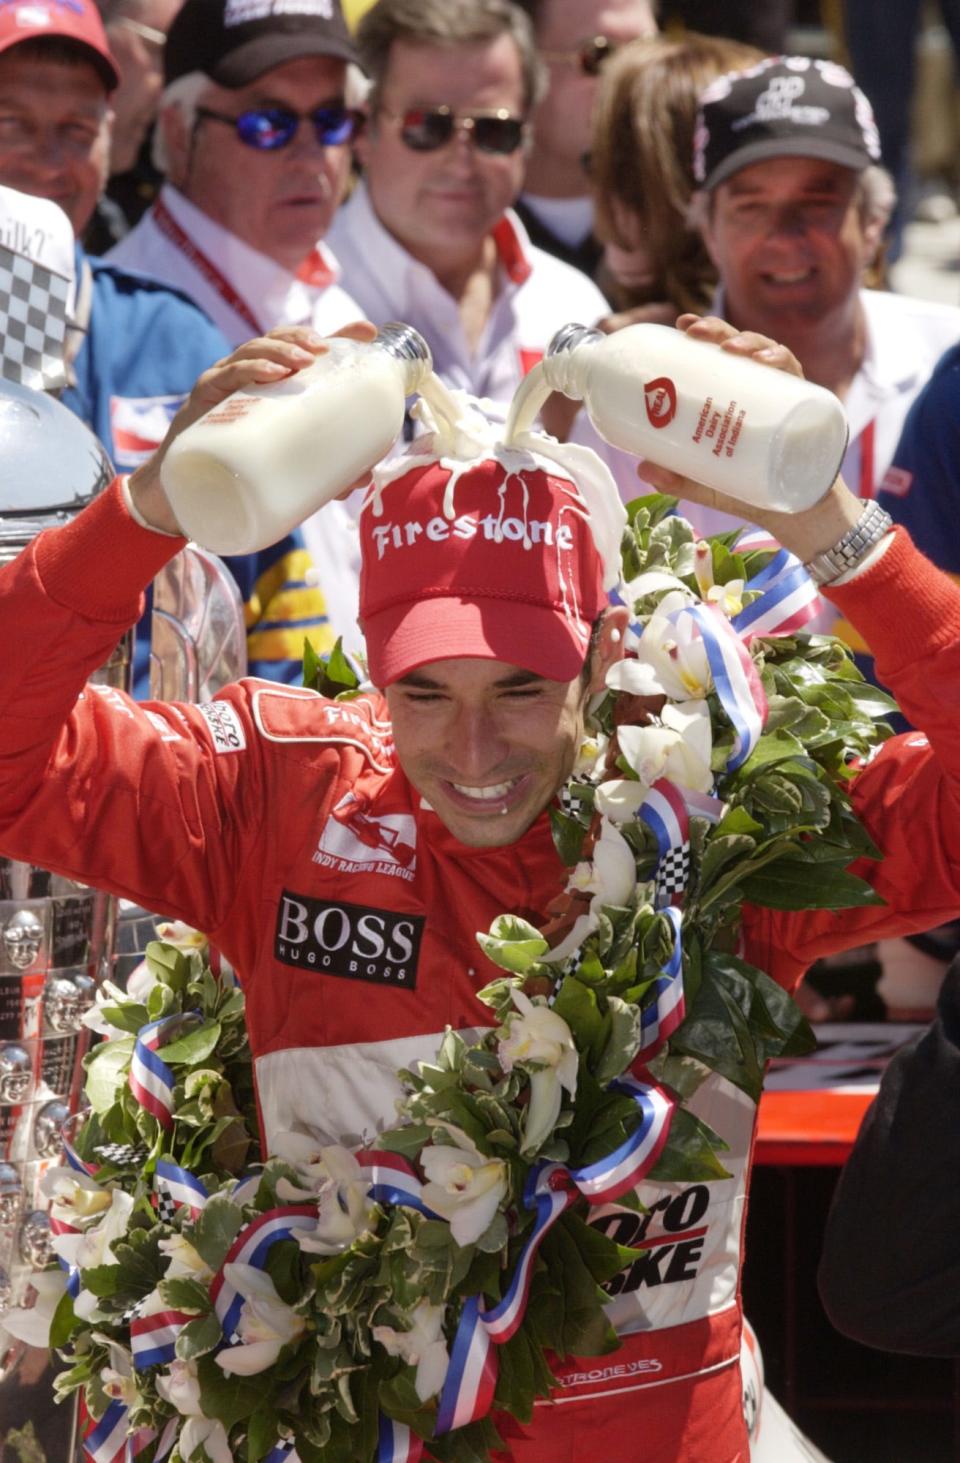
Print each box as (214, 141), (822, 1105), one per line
(803, 500), (894, 586)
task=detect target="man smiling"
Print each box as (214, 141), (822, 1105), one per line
(4, 317), (960, 1458)
(109, 0), (364, 343)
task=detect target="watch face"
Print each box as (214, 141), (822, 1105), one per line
(2, 910), (44, 971)
(0, 1161), (22, 1225)
(18, 1209), (51, 1267)
(0, 1044), (32, 1105)
(33, 1100), (69, 1159)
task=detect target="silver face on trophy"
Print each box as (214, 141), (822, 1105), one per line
(34, 1100), (68, 1159)
(70, 972), (96, 1016)
(0, 1044), (32, 1104)
(43, 976), (80, 1033)
(1, 909), (44, 971)
(0, 1162), (21, 1225)
(18, 1210), (51, 1267)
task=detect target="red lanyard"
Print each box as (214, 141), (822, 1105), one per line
(858, 418), (876, 500)
(152, 197), (262, 333)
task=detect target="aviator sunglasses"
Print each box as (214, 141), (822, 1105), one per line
(540, 35), (619, 76)
(382, 105), (527, 155)
(195, 104), (364, 150)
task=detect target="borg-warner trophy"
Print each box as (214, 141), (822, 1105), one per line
(0, 394), (247, 1458)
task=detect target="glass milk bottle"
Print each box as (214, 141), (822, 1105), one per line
(160, 323), (433, 555)
(505, 322), (848, 512)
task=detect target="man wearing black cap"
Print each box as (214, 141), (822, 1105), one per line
(109, 0), (364, 345)
(689, 55), (960, 509)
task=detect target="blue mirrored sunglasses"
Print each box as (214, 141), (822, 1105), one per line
(195, 104), (364, 150)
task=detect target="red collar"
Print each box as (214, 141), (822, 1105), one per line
(492, 214), (532, 285)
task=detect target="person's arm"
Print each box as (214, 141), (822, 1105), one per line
(817, 959), (960, 1355)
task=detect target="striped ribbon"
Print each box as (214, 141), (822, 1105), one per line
(638, 777), (690, 911)
(49, 1212), (82, 1298)
(377, 1416), (424, 1463)
(356, 1149), (440, 1218)
(685, 603), (767, 771)
(434, 1074), (676, 1435)
(637, 906), (685, 1059)
(731, 531), (821, 641)
(82, 1400), (128, 1463)
(210, 1206), (319, 1341)
(130, 1308), (195, 1370)
(128, 1014), (200, 1130)
(154, 1158), (208, 1218)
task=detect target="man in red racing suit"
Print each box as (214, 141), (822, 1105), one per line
(2, 321), (960, 1462)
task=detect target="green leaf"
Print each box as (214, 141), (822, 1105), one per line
(739, 860), (886, 910)
(303, 635), (361, 697)
(648, 1106), (731, 1183)
(48, 1287), (77, 1350)
(549, 805), (587, 866)
(175, 1309), (223, 1360)
(144, 940), (191, 993)
(157, 1019), (222, 1065)
(159, 1276), (211, 1313)
(190, 1192), (245, 1270)
(246, 1407), (281, 1463)
(195, 1353), (263, 1428)
(84, 1037), (134, 1115)
(476, 915), (549, 974)
(552, 976), (604, 1054)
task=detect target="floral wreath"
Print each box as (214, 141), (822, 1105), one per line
(2, 495), (894, 1463)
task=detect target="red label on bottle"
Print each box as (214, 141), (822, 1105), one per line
(644, 377), (677, 428)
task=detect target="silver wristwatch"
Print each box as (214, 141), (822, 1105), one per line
(803, 500), (894, 586)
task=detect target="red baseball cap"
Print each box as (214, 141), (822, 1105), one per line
(359, 456), (608, 687)
(0, 0), (119, 90)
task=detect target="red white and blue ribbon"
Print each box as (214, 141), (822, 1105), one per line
(434, 1075), (676, 1434)
(211, 1206), (318, 1340)
(49, 1212), (82, 1298)
(154, 1158), (208, 1218)
(82, 1400), (129, 1463)
(128, 1014), (200, 1131)
(732, 531), (821, 641)
(130, 1308), (194, 1370)
(357, 1149), (440, 1218)
(637, 905), (685, 1058)
(638, 777), (690, 909)
(685, 603), (767, 771)
(377, 1415), (424, 1463)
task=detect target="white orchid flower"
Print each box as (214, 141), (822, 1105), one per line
(498, 988), (579, 1155)
(607, 598), (711, 702)
(420, 1125), (508, 1247)
(40, 1168), (112, 1225)
(618, 700), (714, 794)
(214, 1264), (306, 1376)
(154, 920), (208, 952)
(0, 1269), (67, 1348)
(594, 778), (649, 825)
(178, 1417), (233, 1463)
(158, 1233), (214, 1283)
(373, 1299), (449, 1403)
(571, 730), (609, 780)
(270, 1137), (376, 1256)
(52, 1189), (134, 1320)
(706, 579), (745, 618)
(544, 817), (639, 964)
(124, 960), (160, 1005)
(156, 1357), (203, 1415)
(91, 1331), (138, 1407)
(693, 540), (715, 597)
(624, 570), (694, 603)
(81, 977), (136, 1038)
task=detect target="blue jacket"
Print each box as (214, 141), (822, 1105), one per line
(879, 342), (960, 573)
(60, 249), (338, 696)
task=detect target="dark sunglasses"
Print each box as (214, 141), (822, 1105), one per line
(541, 34), (618, 76)
(195, 104), (364, 150)
(385, 105), (526, 155)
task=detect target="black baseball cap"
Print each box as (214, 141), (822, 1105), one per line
(164, 0), (361, 89)
(693, 56), (882, 192)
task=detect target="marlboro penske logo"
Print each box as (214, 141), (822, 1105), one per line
(313, 793), (417, 882)
(644, 376), (677, 428)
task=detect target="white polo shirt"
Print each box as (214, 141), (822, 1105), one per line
(107, 184), (364, 346)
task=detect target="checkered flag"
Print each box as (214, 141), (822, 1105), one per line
(655, 841), (691, 907)
(152, 1190), (178, 1225)
(94, 1141), (149, 1168)
(0, 243), (70, 391)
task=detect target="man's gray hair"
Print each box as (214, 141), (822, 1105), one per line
(357, 0), (546, 114)
(152, 64), (368, 176)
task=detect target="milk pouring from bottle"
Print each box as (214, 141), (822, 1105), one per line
(505, 322), (849, 512)
(160, 323), (433, 555)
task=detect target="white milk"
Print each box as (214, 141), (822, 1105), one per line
(505, 323), (849, 513)
(160, 325), (433, 555)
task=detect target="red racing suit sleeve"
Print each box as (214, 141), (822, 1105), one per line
(744, 527), (960, 990)
(0, 479), (270, 933)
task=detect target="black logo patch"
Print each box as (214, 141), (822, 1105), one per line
(274, 891), (424, 989)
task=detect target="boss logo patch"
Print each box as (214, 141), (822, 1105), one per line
(274, 892), (423, 989)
